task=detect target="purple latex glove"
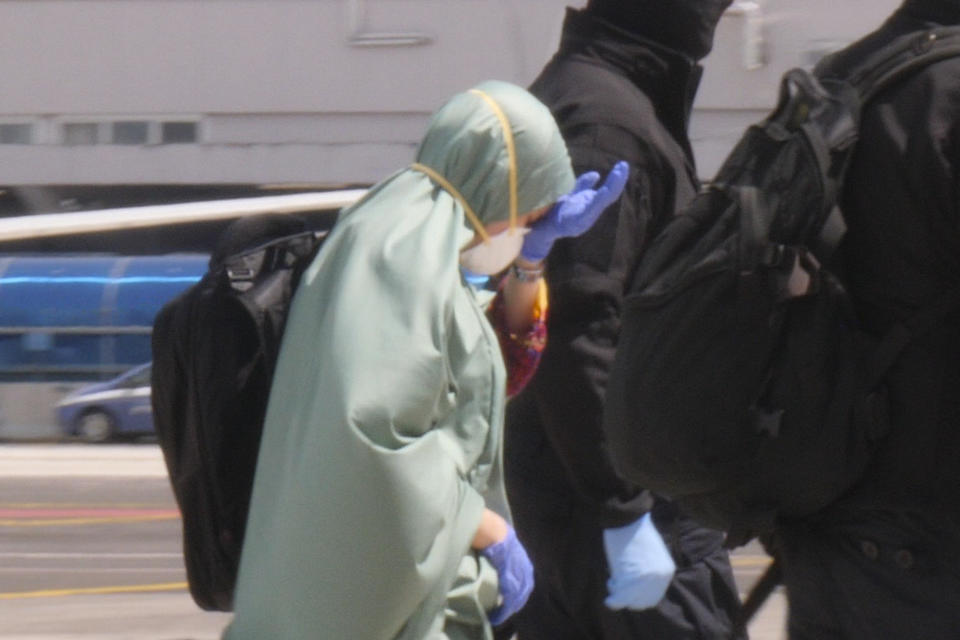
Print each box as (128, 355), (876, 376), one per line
(603, 512), (676, 611)
(480, 524), (534, 625)
(520, 160), (630, 263)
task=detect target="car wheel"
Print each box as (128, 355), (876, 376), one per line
(76, 410), (115, 443)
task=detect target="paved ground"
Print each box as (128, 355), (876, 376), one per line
(0, 445), (787, 639)
(0, 443), (168, 478)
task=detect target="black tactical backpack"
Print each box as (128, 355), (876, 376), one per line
(603, 27), (960, 547)
(151, 215), (325, 610)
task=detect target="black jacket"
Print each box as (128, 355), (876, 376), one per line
(505, 9), (703, 527)
(835, 1), (960, 518)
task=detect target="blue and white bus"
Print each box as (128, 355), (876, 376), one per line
(0, 254), (207, 437)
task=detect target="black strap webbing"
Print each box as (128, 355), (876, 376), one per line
(733, 557), (783, 636)
(869, 285), (960, 389)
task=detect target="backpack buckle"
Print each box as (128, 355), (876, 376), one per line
(225, 249), (267, 283)
(759, 243), (787, 268)
(226, 267), (255, 280)
(750, 405), (784, 438)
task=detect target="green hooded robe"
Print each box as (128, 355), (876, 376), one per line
(224, 80), (574, 640)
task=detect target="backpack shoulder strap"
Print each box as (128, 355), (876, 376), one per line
(217, 230), (326, 370)
(816, 26), (960, 102)
(804, 28), (960, 257)
(869, 285), (960, 389)
(219, 230), (320, 287)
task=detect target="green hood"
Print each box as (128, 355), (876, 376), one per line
(416, 80), (576, 232)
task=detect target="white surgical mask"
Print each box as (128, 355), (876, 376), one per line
(459, 227), (529, 275)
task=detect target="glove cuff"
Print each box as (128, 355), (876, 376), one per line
(519, 241), (551, 264)
(480, 525), (516, 567)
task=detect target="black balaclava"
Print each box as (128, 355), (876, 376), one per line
(901, 0), (960, 23)
(585, 0), (734, 61)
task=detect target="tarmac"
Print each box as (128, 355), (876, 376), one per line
(0, 443), (168, 477)
(0, 444), (788, 639)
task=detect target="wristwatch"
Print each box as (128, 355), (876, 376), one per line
(510, 262), (544, 283)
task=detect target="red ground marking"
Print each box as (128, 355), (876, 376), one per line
(0, 508), (180, 518)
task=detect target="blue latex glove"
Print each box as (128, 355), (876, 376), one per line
(603, 512), (676, 611)
(480, 524), (535, 625)
(520, 160), (630, 263)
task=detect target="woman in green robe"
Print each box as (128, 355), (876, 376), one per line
(224, 80), (621, 639)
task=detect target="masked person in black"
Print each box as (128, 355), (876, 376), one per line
(771, 1), (960, 637)
(502, 1), (744, 638)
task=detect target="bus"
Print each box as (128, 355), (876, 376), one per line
(0, 254), (207, 437)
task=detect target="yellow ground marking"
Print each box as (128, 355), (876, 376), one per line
(0, 502), (171, 508)
(0, 514), (179, 527)
(730, 555), (773, 568)
(0, 581), (188, 599)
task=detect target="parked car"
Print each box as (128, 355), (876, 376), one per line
(56, 362), (153, 442)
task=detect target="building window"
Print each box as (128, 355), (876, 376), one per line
(0, 123), (32, 144)
(60, 118), (200, 146)
(112, 121), (150, 145)
(161, 121), (198, 144)
(62, 122), (100, 146)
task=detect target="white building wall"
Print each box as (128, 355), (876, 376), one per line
(0, 0), (902, 186)
(692, 0), (900, 176)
